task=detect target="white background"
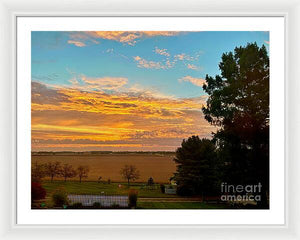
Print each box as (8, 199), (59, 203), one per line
(16, 17), (285, 225)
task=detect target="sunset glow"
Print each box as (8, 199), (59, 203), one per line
(32, 31), (269, 151)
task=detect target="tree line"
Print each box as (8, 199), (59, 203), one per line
(32, 161), (89, 183)
(32, 161), (141, 186)
(173, 43), (269, 208)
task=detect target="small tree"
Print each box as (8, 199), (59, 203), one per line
(61, 164), (76, 182)
(147, 177), (154, 187)
(97, 176), (102, 183)
(77, 165), (89, 183)
(44, 161), (62, 182)
(120, 165), (140, 186)
(31, 161), (46, 183)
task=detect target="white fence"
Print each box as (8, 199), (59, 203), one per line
(68, 194), (128, 207)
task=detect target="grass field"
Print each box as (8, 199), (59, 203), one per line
(34, 153), (232, 209)
(37, 180), (230, 209)
(32, 153), (176, 183)
(41, 180), (179, 198)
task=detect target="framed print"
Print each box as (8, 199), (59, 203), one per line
(16, 16), (284, 225)
(0, 0), (299, 239)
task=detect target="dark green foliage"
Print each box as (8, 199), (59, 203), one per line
(92, 202), (101, 209)
(52, 187), (68, 207)
(147, 177), (154, 186)
(173, 136), (219, 196)
(202, 43), (269, 207)
(128, 189), (138, 208)
(160, 184), (165, 193)
(176, 185), (194, 196)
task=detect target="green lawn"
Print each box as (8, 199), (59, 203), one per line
(137, 202), (230, 209)
(41, 180), (179, 198)
(38, 180), (231, 209)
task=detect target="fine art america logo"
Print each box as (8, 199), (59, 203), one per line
(220, 182), (262, 202)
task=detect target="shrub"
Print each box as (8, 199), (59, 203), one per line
(128, 189), (138, 208)
(31, 182), (46, 202)
(52, 187), (68, 207)
(160, 184), (165, 193)
(107, 179), (111, 184)
(147, 177), (154, 186)
(93, 202), (101, 209)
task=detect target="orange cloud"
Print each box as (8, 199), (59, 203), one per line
(31, 81), (214, 151)
(52, 75), (129, 92)
(67, 40), (86, 47)
(68, 31), (179, 46)
(80, 76), (128, 90)
(178, 76), (206, 87)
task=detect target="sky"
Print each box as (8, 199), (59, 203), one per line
(31, 31), (269, 152)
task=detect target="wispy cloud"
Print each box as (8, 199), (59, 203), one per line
(81, 76), (128, 90)
(174, 53), (195, 61)
(133, 56), (174, 69)
(187, 64), (200, 70)
(154, 47), (170, 57)
(68, 32), (100, 45)
(68, 75), (128, 91)
(106, 48), (114, 53)
(32, 73), (60, 82)
(264, 40), (270, 45)
(134, 47), (202, 70)
(67, 40), (86, 47)
(179, 76), (206, 87)
(68, 31), (180, 46)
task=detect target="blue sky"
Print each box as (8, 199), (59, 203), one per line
(31, 31), (269, 151)
(32, 31), (269, 98)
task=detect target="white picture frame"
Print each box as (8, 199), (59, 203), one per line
(0, 0), (298, 239)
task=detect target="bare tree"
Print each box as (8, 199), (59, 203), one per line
(44, 161), (61, 182)
(120, 165), (140, 186)
(31, 161), (46, 182)
(61, 163), (76, 182)
(97, 176), (102, 183)
(77, 165), (89, 183)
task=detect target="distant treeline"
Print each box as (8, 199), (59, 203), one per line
(31, 151), (175, 156)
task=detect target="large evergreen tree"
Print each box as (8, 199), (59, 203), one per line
(202, 43), (269, 207)
(173, 136), (219, 197)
